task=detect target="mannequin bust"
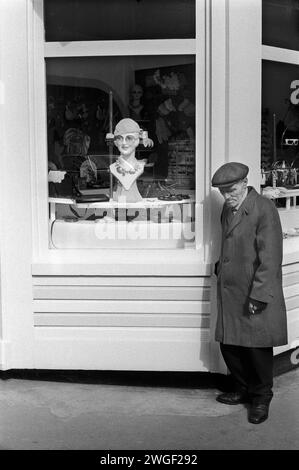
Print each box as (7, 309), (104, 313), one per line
(109, 118), (153, 203)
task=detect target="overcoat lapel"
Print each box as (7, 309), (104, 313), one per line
(225, 210), (243, 236)
(224, 187), (258, 236)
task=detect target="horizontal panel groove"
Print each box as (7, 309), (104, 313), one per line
(284, 292), (299, 301)
(282, 263), (299, 274)
(33, 313), (210, 328)
(32, 276), (211, 288)
(284, 307), (299, 316)
(34, 326), (210, 330)
(34, 325), (211, 333)
(286, 306), (299, 313)
(33, 300), (211, 314)
(33, 286), (210, 301)
(286, 295), (299, 311)
(283, 272), (299, 287)
(283, 284), (299, 298)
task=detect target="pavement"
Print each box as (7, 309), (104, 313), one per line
(0, 364), (298, 450)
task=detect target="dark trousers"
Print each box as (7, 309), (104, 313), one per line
(220, 343), (274, 404)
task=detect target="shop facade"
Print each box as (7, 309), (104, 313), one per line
(0, 0), (298, 372)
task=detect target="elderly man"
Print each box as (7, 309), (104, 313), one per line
(212, 162), (288, 424)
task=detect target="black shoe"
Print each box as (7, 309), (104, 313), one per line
(248, 403), (269, 424)
(216, 391), (249, 405)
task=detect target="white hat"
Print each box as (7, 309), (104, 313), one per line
(114, 118), (141, 135)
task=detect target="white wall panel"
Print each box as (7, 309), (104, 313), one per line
(33, 276), (211, 287)
(33, 313), (210, 329)
(33, 286), (210, 301)
(33, 299), (210, 315)
(32, 274), (211, 370)
(0, 0), (35, 369)
(32, 327), (211, 371)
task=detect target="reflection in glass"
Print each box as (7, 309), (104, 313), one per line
(46, 55), (196, 249)
(262, 0), (299, 51)
(44, 0), (195, 42)
(261, 60), (299, 189)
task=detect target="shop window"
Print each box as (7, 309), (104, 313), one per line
(262, 0), (299, 51)
(261, 60), (299, 218)
(47, 55), (196, 249)
(261, 60), (299, 177)
(44, 0), (195, 42)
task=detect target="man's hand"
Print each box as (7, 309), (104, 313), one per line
(248, 298), (267, 315)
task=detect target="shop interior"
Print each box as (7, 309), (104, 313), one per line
(47, 55), (196, 249)
(261, 59), (299, 236)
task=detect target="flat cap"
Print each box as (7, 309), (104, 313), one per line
(211, 162), (249, 188)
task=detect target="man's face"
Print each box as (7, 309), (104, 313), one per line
(219, 179), (247, 209)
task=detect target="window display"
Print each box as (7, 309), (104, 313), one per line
(261, 60), (299, 186)
(107, 118), (154, 203)
(46, 56), (196, 249)
(261, 60), (299, 238)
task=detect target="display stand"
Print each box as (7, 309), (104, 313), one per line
(48, 195), (195, 249)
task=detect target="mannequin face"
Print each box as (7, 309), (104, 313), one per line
(131, 85), (143, 101)
(114, 133), (140, 158)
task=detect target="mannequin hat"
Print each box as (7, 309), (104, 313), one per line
(114, 118), (141, 136)
(211, 162), (249, 188)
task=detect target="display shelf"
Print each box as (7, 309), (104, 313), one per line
(49, 196), (194, 209)
(277, 188), (299, 210)
(263, 187), (299, 210)
(48, 195), (196, 249)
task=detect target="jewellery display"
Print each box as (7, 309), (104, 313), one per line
(158, 194), (190, 201)
(115, 157), (142, 176)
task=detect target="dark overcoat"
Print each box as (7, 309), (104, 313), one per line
(215, 186), (288, 347)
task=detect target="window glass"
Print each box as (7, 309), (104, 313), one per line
(262, 0), (299, 51)
(261, 60), (299, 188)
(44, 0), (196, 42)
(47, 55), (196, 249)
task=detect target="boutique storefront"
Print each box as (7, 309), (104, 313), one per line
(0, 0), (298, 372)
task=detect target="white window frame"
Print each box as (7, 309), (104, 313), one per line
(262, 45), (299, 65)
(29, 0), (211, 276)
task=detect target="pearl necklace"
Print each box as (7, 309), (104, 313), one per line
(115, 158), (141, 176)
